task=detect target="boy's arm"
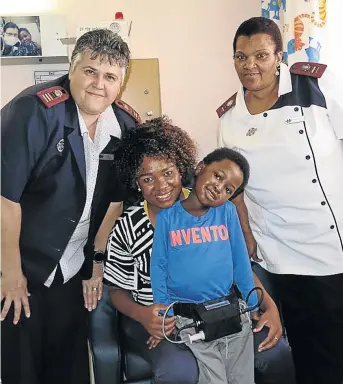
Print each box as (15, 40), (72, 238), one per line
(150, 214), (170, 305)
(229, 205), (259, 309)
(231, 193), (262, 262)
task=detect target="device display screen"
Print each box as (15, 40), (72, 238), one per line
(204, 299), (230, 310)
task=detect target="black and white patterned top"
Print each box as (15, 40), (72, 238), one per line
(103, 189), (190, 305)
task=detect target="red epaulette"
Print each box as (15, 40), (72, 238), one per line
(36, 86), (69, 108)
(115, 100), (142, 124)
(216, 93), (237, 118)
(290, 62), (327, 78)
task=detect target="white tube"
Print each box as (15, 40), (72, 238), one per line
(188, 331), (205, 344)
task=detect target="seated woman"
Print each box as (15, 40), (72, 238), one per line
(103, 116), (295, 384)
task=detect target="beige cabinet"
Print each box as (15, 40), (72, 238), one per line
(120, 58), (162, 122)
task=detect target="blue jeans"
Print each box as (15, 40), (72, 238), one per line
(253, 326), (296, 384)
(122, 314), (198, 384)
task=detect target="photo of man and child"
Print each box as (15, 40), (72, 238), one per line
(0, 16), (42, 57)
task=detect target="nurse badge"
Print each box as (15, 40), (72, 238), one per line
(246, 128), (257, 136)
(56, 139), (64, 153)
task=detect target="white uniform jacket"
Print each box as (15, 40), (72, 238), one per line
(218, 62), (343, 276)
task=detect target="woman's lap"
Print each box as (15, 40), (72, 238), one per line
(121, 314), (198, 384)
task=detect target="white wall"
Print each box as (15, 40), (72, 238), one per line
(1, 0), (260, 157)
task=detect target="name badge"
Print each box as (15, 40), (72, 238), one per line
(285, 116), (305, 125)
(99, 153), (114, 161)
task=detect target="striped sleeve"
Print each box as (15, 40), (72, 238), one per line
(103, 214), (137, 290)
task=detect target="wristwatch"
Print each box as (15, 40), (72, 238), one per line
(93, 250), (105, 264)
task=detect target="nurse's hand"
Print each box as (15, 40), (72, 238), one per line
(82, 262), (103, 311)
(1, 270), (31, 325)
(253, 305), (283, 352)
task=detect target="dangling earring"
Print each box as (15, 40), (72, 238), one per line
(137, 187), (141, 192)
(275, 64), (280, 76)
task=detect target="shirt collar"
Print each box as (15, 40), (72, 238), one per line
(98, 105), (122, 139)
(234, 62), (292, 121)
(76, 105), (88, 136)
(76, 104), (122, 139)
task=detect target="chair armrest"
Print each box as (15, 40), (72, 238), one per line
(89, 285), (121, 384)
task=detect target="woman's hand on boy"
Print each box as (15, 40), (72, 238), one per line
(253, 305), (283, 352)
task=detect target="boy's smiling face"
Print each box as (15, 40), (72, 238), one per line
(194, 159), (244, 208)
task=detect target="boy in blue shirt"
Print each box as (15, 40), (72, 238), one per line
(151, 148), (259, 384)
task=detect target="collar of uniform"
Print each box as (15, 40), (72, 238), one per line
(75, 105), (88, 136)
(233, 62), (292, 121)
(61, 76), (80, 131)
(278, 62), (292, 97)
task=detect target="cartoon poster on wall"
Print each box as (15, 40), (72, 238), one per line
(261, 0), (327, 65)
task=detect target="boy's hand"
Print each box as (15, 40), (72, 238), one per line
(147, 335), (163, 349)
(138, 304), (175, 338)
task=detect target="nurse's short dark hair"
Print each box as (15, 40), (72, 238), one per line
(233, 17), (283, 53)
(116, 116), (198, 203)
(70, 29), (130, 82)
(202, 147), (250, 199)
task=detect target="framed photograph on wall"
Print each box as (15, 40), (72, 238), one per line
(1, 16), (42, 57)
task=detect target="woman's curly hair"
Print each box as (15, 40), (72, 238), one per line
(115, 116), (198, 203)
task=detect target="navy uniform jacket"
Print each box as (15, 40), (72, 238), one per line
(1, 75), (140, 283)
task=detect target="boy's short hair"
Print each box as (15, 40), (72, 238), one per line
(203, 147), (250, 198)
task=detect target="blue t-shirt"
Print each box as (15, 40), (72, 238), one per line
(150, 200), (258, 308)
